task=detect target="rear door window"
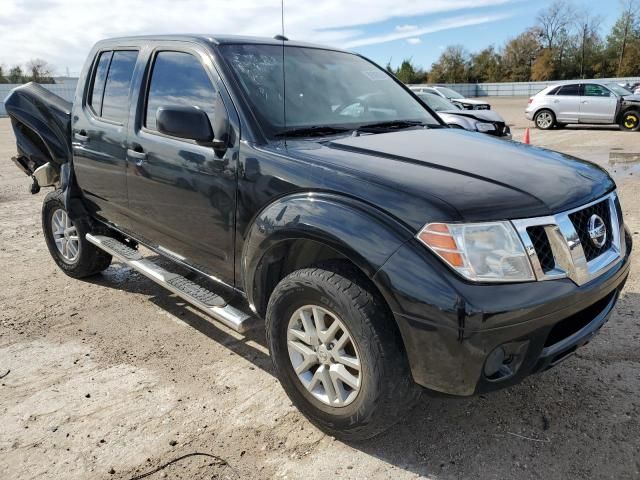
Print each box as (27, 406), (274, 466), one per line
(145, 51), (217, 131)
(88, 51), (112, 115)
(101, 51), (138, 122)
(556, 84), (581, 96)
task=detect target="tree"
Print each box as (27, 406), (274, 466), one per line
(25, 58), (55, 83)
(607, 0), (640, 76)
(428, 45), (469, 83)
(388, 59), (427, 84)
(537, 0), (575, 50)
(573, 11), (604, 78)
(8, 66), (23, 83)
(469, 46), (503, 82)
(502, 29), (541, 81)
(0, 65), (7, 84)
(531, 48), (555, 80)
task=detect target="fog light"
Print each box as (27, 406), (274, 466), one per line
(484, 346), (506, 377)
(483, 340), (530, 381)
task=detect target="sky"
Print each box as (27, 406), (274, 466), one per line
(0, 0), (622, 76)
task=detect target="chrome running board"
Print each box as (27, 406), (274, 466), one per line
(86, 234), (254, 333)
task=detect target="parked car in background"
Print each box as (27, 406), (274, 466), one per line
(526, 81), (640, 131)
(410, 85), (491, 110)
(417, 92), (511, 138)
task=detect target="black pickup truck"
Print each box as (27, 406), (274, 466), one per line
(5, 35), (632, 440)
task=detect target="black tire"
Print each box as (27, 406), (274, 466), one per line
(266, 266), (421, 441)
(42, 189), (112, 278)
(534, 109), (555, 130)
(619, 110), (640, 132)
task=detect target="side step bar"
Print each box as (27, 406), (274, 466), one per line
(86, 234), (254, 333)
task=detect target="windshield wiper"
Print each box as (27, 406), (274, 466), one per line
(356, 120), (431, 132)
(274, 125), (350, 138)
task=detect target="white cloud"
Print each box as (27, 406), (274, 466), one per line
(342, 13), (512, 48)
(396, 24), (418, 31)
(0, 0), (514, 74)
(406, 37), (422, 44)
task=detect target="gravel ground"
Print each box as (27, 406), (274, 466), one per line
(1, 99), (640, 480)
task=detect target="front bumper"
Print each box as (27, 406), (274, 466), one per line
(373, 228), (632, 396)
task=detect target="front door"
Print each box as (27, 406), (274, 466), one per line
(579, 84), (617, 124)
(125, 48), (237, 285)
(552, 83), (581, 123)
(72, 49), (138, 226)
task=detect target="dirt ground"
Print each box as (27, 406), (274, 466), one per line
(1, 98), (640, 480)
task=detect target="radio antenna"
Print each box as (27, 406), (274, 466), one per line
(281, 0), (285, 38)
(279, 0), (287, 146)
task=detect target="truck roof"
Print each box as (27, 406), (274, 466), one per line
(96, 34), (345, 52)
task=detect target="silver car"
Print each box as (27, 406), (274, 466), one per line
(410, 86), (491, 110)
(525, 81), (640, 131)
(417, 92), (511, 138)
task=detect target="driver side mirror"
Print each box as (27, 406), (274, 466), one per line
(157, 106), (213, 142)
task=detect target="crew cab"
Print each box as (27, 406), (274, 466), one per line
(6, 35), (631, 440)
(526, 81), (640, 131)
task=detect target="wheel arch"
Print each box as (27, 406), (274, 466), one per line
(241, 192), (413, 318)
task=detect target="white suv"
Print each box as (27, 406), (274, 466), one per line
(525, 81), (640, 131)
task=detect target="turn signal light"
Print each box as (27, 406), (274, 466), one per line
(417, 223), (464, 267)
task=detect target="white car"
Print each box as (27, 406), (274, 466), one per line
(525, 81), (640, 131)
(410, 86), (491, 110)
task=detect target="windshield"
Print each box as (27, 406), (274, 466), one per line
(606, 83), (633, 96)
(417, 92), (459, 111)
(219, 44), (439, 137)
(435, 87), (465, 99)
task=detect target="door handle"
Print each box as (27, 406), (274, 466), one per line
(74, 130), (88, 142)
(581, 100), (588, 104)
(127, 148), (147, 165)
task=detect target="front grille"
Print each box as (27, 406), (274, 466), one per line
(474, 105), (490, 110)
(568, 200), (613, 261)
(527, 226), (555, 272)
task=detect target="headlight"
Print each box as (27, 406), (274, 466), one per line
(416, 222), (535, 282)
(476, 122), (496, 133)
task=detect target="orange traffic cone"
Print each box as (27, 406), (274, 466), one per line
(523, 127), (530, 145)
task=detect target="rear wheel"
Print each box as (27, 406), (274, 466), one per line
(266, 266), (421, 441)
(619, 110), (640, 132)
(534, 109), (555, 130)
(42, 189), (112, 278)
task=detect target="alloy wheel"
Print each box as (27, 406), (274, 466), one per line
(51, 208), (80, 262)
(536, 112), (553, 129)
(287, 305), (361, 407)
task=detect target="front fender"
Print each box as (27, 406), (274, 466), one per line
(242, 192), (413, 313)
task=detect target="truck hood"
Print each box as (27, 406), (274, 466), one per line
(286, 128), (614, 229)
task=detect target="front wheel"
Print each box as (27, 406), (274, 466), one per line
(619, 110), (640, 132)
(534, 109), (555, 130)
(266, 266), (421, 441)
(42, 189), (112, 278)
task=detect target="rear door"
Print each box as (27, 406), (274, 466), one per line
(72, 49), (139, 226)
(125, 45), (238, 285)
(552, 84), (581, 122)
(579, 84), (617, 124)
